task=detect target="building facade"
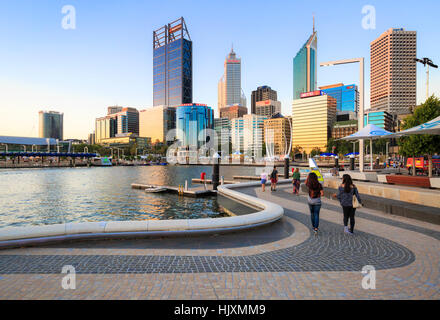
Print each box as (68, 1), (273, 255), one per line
(291, 92), (337, 154)
(251, 86), (277, 115)
(38, 111), (63, 141)
(293, 22), (317, 100)
(320, 83), (359, 115)
(153, 17), (192, 107)
(263, 114), (292, 157)
(364, 110), (394, 132)
(214, 118), (231, 145)
(331, 120), (358, 139)
(231, 118), (244, 153)
(175, 103), (214, 149)
(219, 104), (248, 121)
(139, 106), (176, 144)
(255, 99), (282, 118)
(370, 28), (417, 115)
(242, 114), (267, 158)
(95, 107), (139, 144)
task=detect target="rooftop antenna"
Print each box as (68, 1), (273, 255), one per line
(313, 14), (315, 33)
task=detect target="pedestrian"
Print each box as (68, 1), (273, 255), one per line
(305, 172), (324, 235)
(260, 170), (268, 192)
(270, 166), (278, 191)
(200, 171), (206, 190)
(332, 174), (362, 235)
(292, 167), (301, 195)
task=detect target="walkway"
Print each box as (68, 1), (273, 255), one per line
(0, 184), (438, 299)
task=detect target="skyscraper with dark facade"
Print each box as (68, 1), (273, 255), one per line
(39, 111), (63, 140)
(153, 17), (192, 107)
(251, 86), (277, 114)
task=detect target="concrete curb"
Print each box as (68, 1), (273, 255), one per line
(0, 181), (284, 248)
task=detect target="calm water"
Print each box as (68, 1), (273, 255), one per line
(0, 165), (268, 228)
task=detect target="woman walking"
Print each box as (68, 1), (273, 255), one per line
(270, 166), (278, 191)
(333, 174), (362, 235)
(305, 172), (324, 235)
(292, 168), (301, 195)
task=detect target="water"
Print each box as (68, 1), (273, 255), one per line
(0, 165), (267, 228)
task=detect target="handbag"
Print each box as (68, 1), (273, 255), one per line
(352, 194), (362, 208)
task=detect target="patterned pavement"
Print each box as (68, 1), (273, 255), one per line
(0, 184), (439, 299)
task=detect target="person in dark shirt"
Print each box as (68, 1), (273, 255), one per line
(305, 172), (324, 235)
(270, 166), (278, 191)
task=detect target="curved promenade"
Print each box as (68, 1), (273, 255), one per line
(0, 182), (439, 299)
(0, 181), (283, 248)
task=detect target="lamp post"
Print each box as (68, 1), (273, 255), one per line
(414, 57), (438, 99)
(320, 58), (365, 172)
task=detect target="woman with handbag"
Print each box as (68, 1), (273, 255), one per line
(333, 174), (362, 235)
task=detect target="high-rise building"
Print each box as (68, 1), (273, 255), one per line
(291, 91), (337, 154)
(251, 86), (277, 114)
(38, 111), (63, 140)
(95, 107), (139, 144)
(242, 114), (267, 157)
(218, 47), (242, 110)
(255, 99), (282, 118)
(370, 28), (417, 115)
(293, 20), (317, 100)
(219, 104), (248, 121)
(263, 113), (292, 157)
(231, 118), (244, 153)
(175, 103), (214, 148)
(87, 133), (95, 145)
(364, 110), (394, 132)
(153, 17), (192, 107)
(214, 118), (231, 144)
(139, 106), (176, 144)
(320, 83), (359, 113)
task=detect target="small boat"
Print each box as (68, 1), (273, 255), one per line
(144, 186), (167, 193)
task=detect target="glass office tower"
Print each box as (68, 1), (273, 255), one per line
(293, 23), (317, 100)
(176, 104), (214, 148)
(38, 111), (63, 140)
(153, 17), (192, 107)
(320, 84), (359, 113)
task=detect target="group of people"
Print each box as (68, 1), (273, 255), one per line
(260, 167), (362, 236)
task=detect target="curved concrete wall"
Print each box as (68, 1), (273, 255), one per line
(0, 181), (284, 248)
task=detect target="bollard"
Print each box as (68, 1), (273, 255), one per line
(221, 176), (224, 185)
(284, 156), (290, 179)
(350, 155), (355, 171)
(334, 156), (339, 169)
(212, 154), (220, 191)
(185, 180), (188, 191)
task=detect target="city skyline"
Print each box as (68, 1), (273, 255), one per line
(1, 0), (439, 139)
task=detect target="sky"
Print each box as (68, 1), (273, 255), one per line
(1, 0), (439, 139)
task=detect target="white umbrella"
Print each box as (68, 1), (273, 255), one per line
(387, 115), (440, 137)
(340, 124), (393, 170)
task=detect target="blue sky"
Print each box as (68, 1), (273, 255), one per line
(1, 0), (439, 139)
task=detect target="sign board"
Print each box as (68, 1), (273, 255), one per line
(300, 90), (322, 99)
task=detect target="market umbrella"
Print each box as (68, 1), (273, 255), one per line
(340, 124), (393, 170)
(387, 115), (440, 137)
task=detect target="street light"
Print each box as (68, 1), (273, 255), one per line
(414, 57), (438, 99)
(320, 58), (365, 172)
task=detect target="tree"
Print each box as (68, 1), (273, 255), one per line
(310, 147), (321, 158)
(326, 138), (352, 156)
(398, 95), (440, 176)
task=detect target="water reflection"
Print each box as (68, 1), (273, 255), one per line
(0, 165), (264, 228)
